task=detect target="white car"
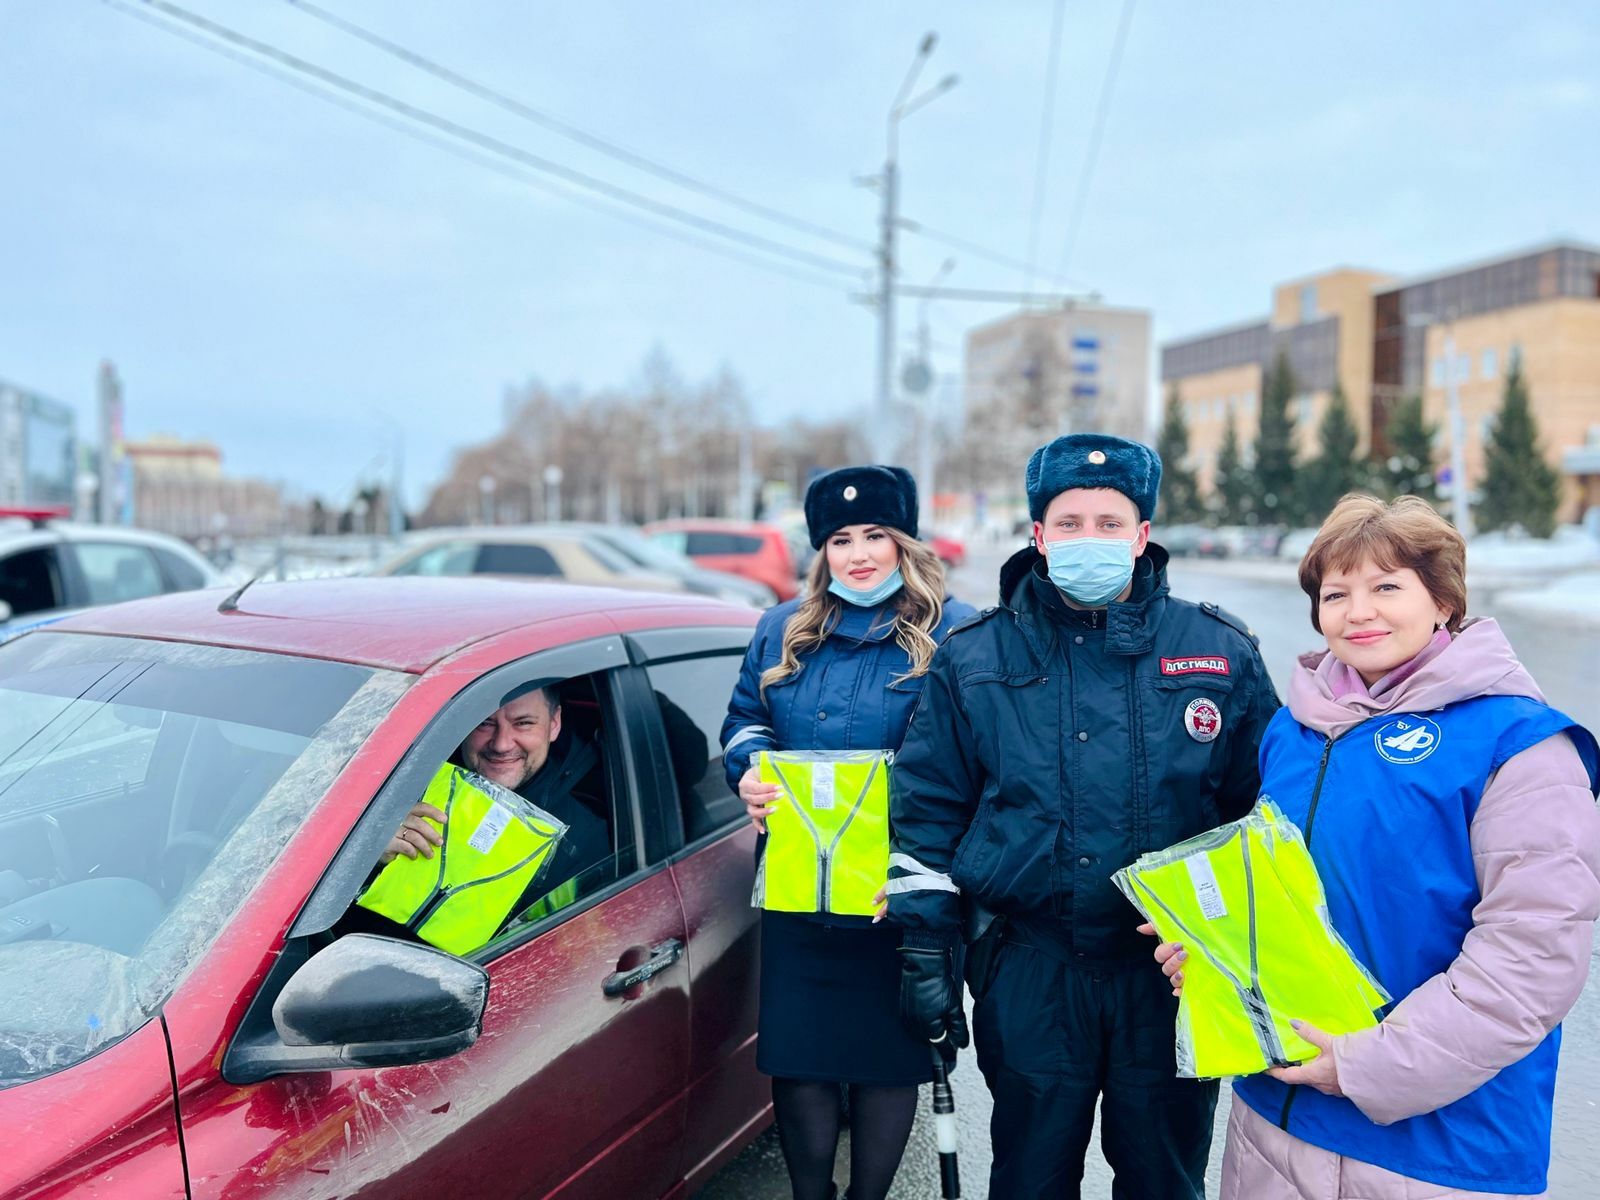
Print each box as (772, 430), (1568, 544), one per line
(0, 518), (221, 638)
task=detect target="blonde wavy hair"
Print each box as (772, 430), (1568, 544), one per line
(759, 527), (947, 696)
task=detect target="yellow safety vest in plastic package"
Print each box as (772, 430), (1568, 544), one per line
(1112, 799), (1390, 1079)
(754, 750), (891, 917)
(357, 764), (568, 955)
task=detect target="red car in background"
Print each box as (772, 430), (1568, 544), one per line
(928, 534), (966, 570)
(0, 577), (767, 1198)
(645, 520), (800, 602)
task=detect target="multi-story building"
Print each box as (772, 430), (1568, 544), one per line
(0, 379), (77, 510)
(1159, 268), (1393, 492)
(1161, 242), (1600, 517)
(126, 434), (289, 539)
(964, 302), (1152, 445)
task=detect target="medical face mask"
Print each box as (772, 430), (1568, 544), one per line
(828, 567), (904, 607)
(1044, 536), (1136, 606)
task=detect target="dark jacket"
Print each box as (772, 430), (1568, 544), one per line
(887, 542), (1281, 963)
(516, 734), (610, 909)
(721, 592), (978, 789)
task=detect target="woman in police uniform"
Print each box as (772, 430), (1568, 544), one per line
(721, 465), (973, 1200)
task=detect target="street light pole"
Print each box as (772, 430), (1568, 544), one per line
(914, 258), (956, 531)
(873, 34), (956, 466)
(1441, 325), (1473, 538)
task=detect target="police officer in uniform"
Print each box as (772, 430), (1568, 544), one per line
(887, 434), (1281, 1199)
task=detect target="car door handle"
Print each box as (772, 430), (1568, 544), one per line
(602, 938), (685, 998)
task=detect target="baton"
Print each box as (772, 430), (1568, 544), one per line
(929, 1043), (961, 1198)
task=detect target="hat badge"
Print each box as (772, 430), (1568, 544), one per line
(843, 485), (858, 501)
(1088, 450), (1107, 465)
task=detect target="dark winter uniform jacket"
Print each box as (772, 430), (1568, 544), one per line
(721, 593), (977, 791)
(887, 542), (1281, 963)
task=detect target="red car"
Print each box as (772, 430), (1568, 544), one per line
(0, 577), (768, 1198)
(928, 535), (966, 570)
(645, 520), (799, 602)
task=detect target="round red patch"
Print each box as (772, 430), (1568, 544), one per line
(1184, 697), (1222, 743)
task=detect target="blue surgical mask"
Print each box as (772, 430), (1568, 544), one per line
(1044, 537), (1136, 606)
(828, 567), (904, 607)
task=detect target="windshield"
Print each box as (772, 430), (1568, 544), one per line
(595, 530), (692, 573)
(0, 632), (409, 1088)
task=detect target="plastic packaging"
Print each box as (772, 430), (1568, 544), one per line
(753, 749), (892, 916)
(1113, 799), (1389, 1078)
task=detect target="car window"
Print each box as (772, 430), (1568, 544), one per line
(682, 531), (763, 556)
(0, 546), (65, 618)
(643, 654), (744, 840)
(0, 631), (406, 1088)
(475, 543), (562, 576)
(155, 547), (208, 591)
(335, 670), (637, 961)
(648, 530), (688, 556)
(389, 541), (477, 576)
(73, 542), (165, 605)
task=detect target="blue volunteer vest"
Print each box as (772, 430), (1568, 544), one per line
(1233, 695), (1599, 1195)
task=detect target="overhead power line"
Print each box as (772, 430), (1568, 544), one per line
(1023, 0), (1067, 297)
(1054, 0), (1137, 283)
(283, 0), (875, 256)
(898, 218), (1090, 291)
(101, 0), (851, 292)
(111, 0), (870, 281)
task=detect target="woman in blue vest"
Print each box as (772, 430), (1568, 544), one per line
(721, 465), (974, 1200)
(1156, 495), (1600, 1198)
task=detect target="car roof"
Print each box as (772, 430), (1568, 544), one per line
(39, 576), (744, 673)
(0, 521), (206, 555)
(646, 518), (780, 536)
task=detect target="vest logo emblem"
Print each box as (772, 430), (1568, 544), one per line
(1184, 697), (1222, 742)
(1374, 715), (1443, 764)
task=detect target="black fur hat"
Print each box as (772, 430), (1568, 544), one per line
(1026, 433), (1162, 523)
(804, 465), (919, 549)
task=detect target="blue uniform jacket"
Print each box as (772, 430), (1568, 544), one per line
(721, 593), (976, 792)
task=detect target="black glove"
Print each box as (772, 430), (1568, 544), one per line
(899, 938), (969, 1063)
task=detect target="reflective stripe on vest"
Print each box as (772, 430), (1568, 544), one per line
(755, 750), (891, 916)
(1116, 800), (1388, 1079)
(358, 764), (567, 955)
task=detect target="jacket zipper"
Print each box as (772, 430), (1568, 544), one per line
(1279, 733), (1336, 1130)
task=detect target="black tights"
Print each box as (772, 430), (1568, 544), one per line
(770, 1078), (919, 1200)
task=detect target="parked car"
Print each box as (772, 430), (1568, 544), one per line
(645, 519), (800, 602)
(928, 534), (966, 569)
(371, 527), (691, 595)
(0, 576), (768, 1198)
(1215, 524), (1287, 558)
(1160, 524), (1229, 559)
(550, 522), (777, 608)
(0, 511), (221, 639)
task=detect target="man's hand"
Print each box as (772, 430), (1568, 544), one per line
(899, 940), (969, 1063)
(1266, 1021), (1343, 1095)
(379, 803), (447, 865)
(739, 766), (781, 834)
(1137, 922), (1186, 997)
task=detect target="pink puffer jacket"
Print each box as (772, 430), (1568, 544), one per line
(1221, 618), (1600, 1199)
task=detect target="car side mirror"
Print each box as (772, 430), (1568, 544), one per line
(223, 934), (489, 1084)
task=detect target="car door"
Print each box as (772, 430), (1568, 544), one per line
(620, 626), (769, 1190)
(176, 638), (691, 1199)
(65, 540), (169, 608)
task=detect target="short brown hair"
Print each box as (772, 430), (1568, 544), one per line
(1298, 494), (1467, 634)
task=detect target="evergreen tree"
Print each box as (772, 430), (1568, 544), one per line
(1478, 352), (1561, 537)
(1212, 410), (1251, 526)
(1382, 394), (1437, 501)
(1302, 383), (1363, 522)
(1155, 384), (1203, 523)
(1252, 350), (1299, 523)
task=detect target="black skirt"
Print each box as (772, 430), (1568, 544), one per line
(757, 909), (933, 1086)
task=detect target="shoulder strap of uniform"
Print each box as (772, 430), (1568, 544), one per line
(1199, 600), (1261, 648)
(946, 605), (1003, 637)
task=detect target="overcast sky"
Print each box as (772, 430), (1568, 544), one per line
(3, 1), (1596, 506)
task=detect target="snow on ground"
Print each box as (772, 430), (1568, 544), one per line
(1495, 571), (1600, 628)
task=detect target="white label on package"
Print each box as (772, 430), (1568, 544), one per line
(811, 763), (836, 810)
(1185, 853), (1228, 920)
(467, 802), (514, 854)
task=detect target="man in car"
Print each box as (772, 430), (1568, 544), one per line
(366, 681), (611, 936)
